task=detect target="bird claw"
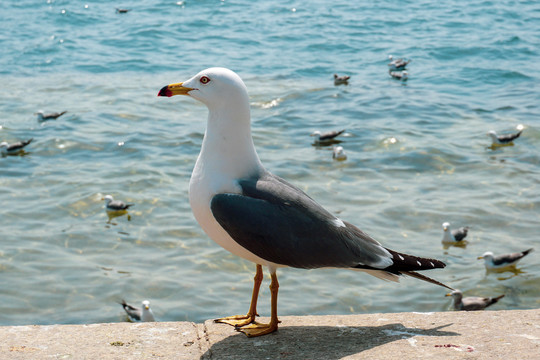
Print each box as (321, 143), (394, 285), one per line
(235, 320), (279, 337)
(214, 313), (258, 327)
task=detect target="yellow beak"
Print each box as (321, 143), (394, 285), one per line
(445, 293), (452, 297)
(157, 82), (194, 97)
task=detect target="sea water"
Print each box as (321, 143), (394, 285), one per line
(0, 0), (539, 325)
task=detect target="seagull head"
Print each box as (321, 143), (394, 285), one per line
(102, 195), (113, 205)
(142, 300), (151, 310)
(445, 289), (462, 299)
(477, 251), (494, 262)
(487, 130), (499, 141)
(34, 111), (45, 121)
(158, 67), (249, 110)
(442, 222), (450, 232)
(333, 146), (347, 160)
(0, 142), (8, 149)
(310, 130), (322, 138)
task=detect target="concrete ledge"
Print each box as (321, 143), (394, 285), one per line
(1, 310), (539, 359)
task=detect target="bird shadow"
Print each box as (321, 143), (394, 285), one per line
(201, 323), (459, 360)
(1, 150), (31, 158)
(312, 139), (343, 148)
(487, 143), (514, 151)
(105, 210), (131, 225)
(485, 266), (524, 280)
(442, 240), (468, 250)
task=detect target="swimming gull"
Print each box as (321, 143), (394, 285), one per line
(487, 129), (522, 145)
(388, 55), (411, 71)
(158, 67), (452, 337)
(389, 70), (408, 81)
(478, 248), (533, 270)
(446, 290), (504, 311)
(0, 138), (33, 155)
(333, 74), (350, 85)
(441, 222), (469, 243)
(333, 146), (347, 161)
(35, 110), (67, 122)
(116, 8), (130, 13)
(310, 129), (346, 143)
(120, 300), (155, 322)
(102, 195), (134, 212)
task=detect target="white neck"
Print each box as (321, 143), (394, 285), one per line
(194, 99), (263, 183)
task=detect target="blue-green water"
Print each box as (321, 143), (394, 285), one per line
(1, 0), (539, 325)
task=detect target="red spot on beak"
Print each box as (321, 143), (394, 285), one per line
(158, 85), (172, 97)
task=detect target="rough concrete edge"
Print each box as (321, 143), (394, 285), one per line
(197, 319), (212, 359)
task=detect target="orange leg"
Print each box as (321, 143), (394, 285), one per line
(236, 271), (280, 337)
(214, 264), (263, 327)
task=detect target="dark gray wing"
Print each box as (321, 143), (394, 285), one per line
(498, 130), (522, 143)
(451, 227), (469, 241)
(44, 111), (67, 119)
(319, 129), (346, 141)
(211, 172), (445, 273)
(8, 138), (33, 152)
(492, 248), (533, 266)
(120, 300), (141, 321)
(108, 200), (134, 210)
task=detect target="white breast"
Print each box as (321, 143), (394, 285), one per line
(188, 156), (277, 267)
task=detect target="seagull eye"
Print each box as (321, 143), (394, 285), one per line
(200, 76), (211, 84)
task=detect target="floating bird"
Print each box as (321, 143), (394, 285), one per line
(158, 67), (452, 337)
(389, 71), (408, 81)
(478, 248), (533, 270)
(446, 290), (504, 311)
(441, 222), (469, 243)
(102, 195), (134, 212)
(35, 110), (67, 122)
(0, 138), (33, 155)
(487, 129), (523, 145)
(116, 8), (130, 13)
(333, 74), (350, 85)
(332, 146), (347, 161)
(388, 55), (411, 71)
(120, 300), (155, 322)
(310, 129), (346, 143)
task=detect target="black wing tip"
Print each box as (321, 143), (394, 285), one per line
(387, 249), (447, 271)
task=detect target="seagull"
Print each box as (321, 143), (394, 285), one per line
(446, 290), (504, 311)
(102, 195), (134, 212)
(487, 129), (523, 145)
(35, 110), (67, 122)
(389, 71), (408, 81)
(388, 55), (411, 71)
(0, 138), (33, 155)
(116, 8), (130, 13)
(120, 300), (155, 322)
(478, 248), (533, 270)
(158, 67), (452, 337)
(441, 222), (469, 243)
(310, 129), (346, 143)
(333, 74), (350, 85)
(333, 146), (347, 161)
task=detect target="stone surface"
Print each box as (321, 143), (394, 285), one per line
(1, 310), (539, 359)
